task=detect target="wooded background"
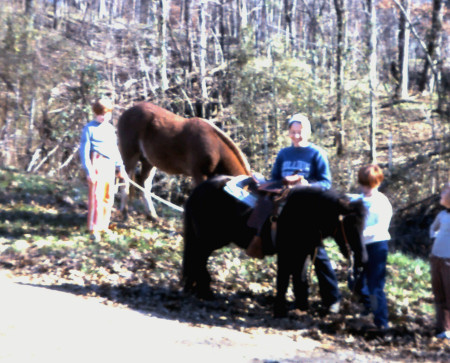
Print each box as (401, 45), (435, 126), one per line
(0, 0), (448, 254)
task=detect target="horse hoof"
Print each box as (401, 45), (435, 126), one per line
(146, 214), (159, 222)
(197, 290), (214, 301)
(273, 309), (287, 318)
(273, 303), (287, 318)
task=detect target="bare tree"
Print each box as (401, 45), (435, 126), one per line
(418, 0), (444, 93)
(367, 0), (378, 163)
(333, 0), (346, 156)
(199, 0), (208, 100)
(160, 0), (170, 92)
(140, 0), (151, 23)
(397, 0), (411, 99)
(184, 0), (194, 72)
(25, 0), (34, 15)
(284, 0), (297, 54)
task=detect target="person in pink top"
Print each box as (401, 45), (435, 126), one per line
(429, 183), (450, 339)
(79, 98), (125, 242)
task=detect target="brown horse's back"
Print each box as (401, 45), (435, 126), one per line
(118, 102), (251, 185)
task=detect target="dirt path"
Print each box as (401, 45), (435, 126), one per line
(0, 271), (383, 363)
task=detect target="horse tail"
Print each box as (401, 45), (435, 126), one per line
(201, 119), (252, 176)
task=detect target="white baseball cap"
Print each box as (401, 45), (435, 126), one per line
(288, 113), (311, 133)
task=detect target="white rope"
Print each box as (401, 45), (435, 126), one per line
(117, 177), (184, 213)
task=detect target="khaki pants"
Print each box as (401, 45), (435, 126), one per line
(87, 152), (115, 233)
(430, 255), (450, 332)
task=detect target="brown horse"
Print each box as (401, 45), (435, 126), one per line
(117, 102), (252, 219)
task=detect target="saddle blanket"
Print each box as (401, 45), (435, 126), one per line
(223, 175), (259, 208)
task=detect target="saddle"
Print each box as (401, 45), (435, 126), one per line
(224, 175), (300, 258)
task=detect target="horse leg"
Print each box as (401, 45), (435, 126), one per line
(182, 246), (213, 299)
(120, 154), (140, 221)
(292, 254), (310, 311)
(182, 211), (214, 299)
(140, 163), (158, 220)
(194, 253), (214, 300)
(274, 252), (292, 318)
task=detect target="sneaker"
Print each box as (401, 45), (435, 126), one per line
(436, 331), (450, 339)
(361, 307), (371, 316)
(89, 231), (101, 242)
(102, 229), (115, 238)
(328, 301), (340, 314)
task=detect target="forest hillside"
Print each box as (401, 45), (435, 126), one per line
(0, 0), (449, 256)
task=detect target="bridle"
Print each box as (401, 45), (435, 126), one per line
(306, 214), (353, 284)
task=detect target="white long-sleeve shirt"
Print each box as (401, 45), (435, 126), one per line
(430, 210), (450, 258)
(351, 191), (393, 245)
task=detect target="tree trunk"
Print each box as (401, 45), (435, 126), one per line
(160, 0), (170, 92)
(184, 0), (194, 73)
(140, 0), (151, 24)
(367, 0), (378, 163)
(53, 0), (59, 29)
(199, 0), (208, 100)
(240, 0), (248, 30)
(284, 0), (292, 53)
(333, 0), (346, 156)
(397, 0), (410, 99)
(27, 97), (36, 159)
(418, 0), (443, 92)
(220, 0), (226, 59)
(25, 0), (33, 15)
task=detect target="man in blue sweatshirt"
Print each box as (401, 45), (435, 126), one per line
(274, 113), (339, 313)
(247, 113), (340, 314)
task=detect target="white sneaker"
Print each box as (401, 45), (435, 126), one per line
(436, 331), (450, 339)
(89, 231), (101, 242)
(328, 301), (340, 314)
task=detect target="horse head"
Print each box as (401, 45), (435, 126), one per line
(334, 197), (368, 267)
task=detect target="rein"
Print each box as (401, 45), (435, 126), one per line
(338, 214), (362, 294)
(307, 215), (355, 288)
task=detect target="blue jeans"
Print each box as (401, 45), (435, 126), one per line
(314, 246), (341, 307)
(355, 241), (389, 328)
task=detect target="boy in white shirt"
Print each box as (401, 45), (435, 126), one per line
(352, 164), (392, 330)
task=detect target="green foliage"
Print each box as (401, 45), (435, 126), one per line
(386, 251), (433, 315)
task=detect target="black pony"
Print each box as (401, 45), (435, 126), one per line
(182, 175), (367, 317)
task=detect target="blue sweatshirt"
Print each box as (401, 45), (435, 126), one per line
(271, 144), (332, 190)
(79, 120), (124, 178)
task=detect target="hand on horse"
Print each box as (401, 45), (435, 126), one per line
(116, 167), (128, 181)
(283, 174), (309, 187)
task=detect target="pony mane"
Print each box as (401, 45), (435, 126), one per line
(199, 118), (252, 175)
(291, 187), (366, 226)
(340, 194), (366, 228)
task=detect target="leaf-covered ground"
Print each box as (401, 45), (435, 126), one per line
(1, 167), (450, 361)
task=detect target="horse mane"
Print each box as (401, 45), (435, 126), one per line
(199, 118), (252, 176)
(339, 193), (366, 227)
(289, 187), (366, 224)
